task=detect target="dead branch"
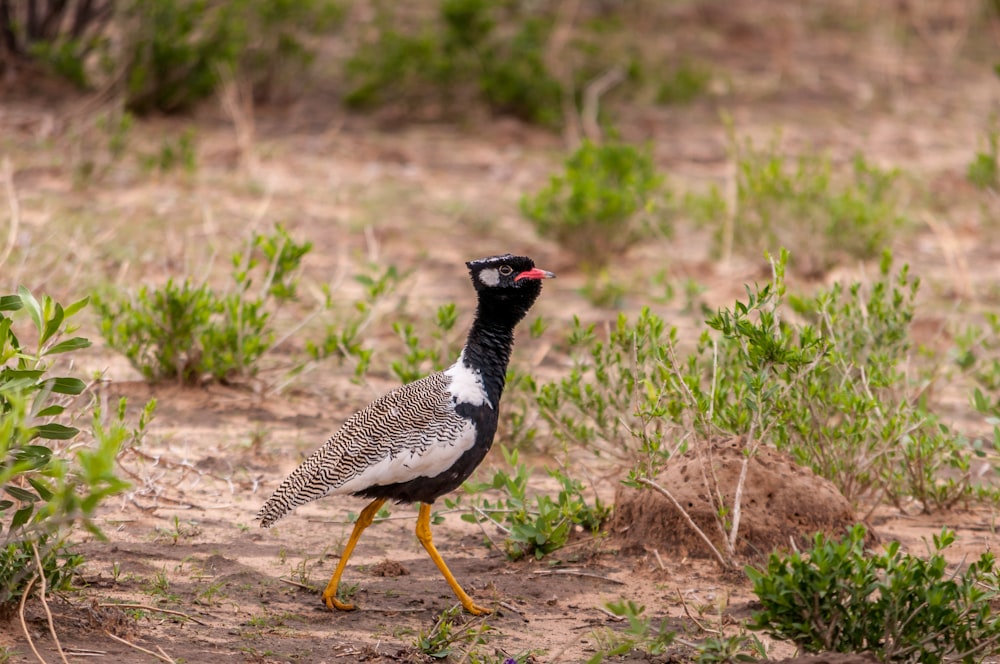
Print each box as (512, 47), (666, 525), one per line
(97, 603), (207, 626)
(103, 631), (175, 664)
(581, 66), (626, 144)
(19, 574), (47, 664)
(32, 543), (69, 664)
(638, 477), (732, 570)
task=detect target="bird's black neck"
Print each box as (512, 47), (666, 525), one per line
(461, 291), (534, 404)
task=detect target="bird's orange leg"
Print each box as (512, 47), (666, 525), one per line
(321, 497), (386, 610)
(415, 502), (491, 615)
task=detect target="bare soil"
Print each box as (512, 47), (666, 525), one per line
(611, 438), (859, 562)
(3, 2), (1000, 663)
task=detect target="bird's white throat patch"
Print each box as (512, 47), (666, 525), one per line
(477, 268), (500, 287)
(444, 354), (490, 407)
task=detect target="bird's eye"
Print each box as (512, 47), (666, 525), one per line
(498, 265), (513, 276)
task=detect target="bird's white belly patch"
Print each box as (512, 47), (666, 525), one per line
(444, 355), (489, 407)
(334, 421), (478, 494)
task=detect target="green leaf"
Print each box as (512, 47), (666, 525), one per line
(5, 486), (38, 502)
(27, 477), (54, 501)
(44, 337), (92, 355)
(34, 423), (79, 440)
(11, 504), (34, 529)
(44, 377), (87, 395)
(0, 499), (13, 511)
(17, 286), (43, 335)
(62, 295), (90, 318)
(0, 294), (22, 311)
(35, 404), (65, 417)
(41, 302), (65, 346)
(14, 445), (53, 465)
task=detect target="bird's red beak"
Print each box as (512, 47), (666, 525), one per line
(514, 267), (556, 281)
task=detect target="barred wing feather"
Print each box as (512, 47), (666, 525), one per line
(255, 372), (473, 527)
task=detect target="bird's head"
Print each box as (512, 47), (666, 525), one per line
(465, 254), (555, 323)
(466, 254), (555, 293)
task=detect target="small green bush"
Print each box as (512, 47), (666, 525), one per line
(344, 0), (566, 127)
(1, 288), (139, 610)
(587, 599), (676, 663)
(521, 140), (669, 268)
(0, 1), (112, 86)
(6, 0), (343, 113)
(687, 131), (907, 274)
(656, 60), (712, 105)
(96, 224), (311, 384)
(967, 127), (999, 190)
(453, 447), (608, 561)
(303, 264), (405, 381)
(748, 525), (1000, 663)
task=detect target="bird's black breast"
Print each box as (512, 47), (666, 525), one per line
(354, 401), (500, 504)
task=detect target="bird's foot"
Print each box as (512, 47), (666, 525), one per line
(463, 600), (492, 616)
(322, 589), (357, 611)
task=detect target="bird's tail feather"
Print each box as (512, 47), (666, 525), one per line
(255, 453), (329, 528)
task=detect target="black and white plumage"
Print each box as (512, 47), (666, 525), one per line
(256, 254), (554, 615)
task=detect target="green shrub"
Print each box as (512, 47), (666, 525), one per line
(587, 599), (676, 663)
(0, 1), (111, 86)
(521, 140), (669, 268)
(390, 303), (460, 384)
(303, 264), (404, 381)
(453, 447), (609, 561)
(687, 131), (907, 274)
(747, 525), (1000, 663)
(7, 0), (341, 113)
(540, 250), (986, 519)
(1, 288), (139, 610)
(96, 224), (311, 384)
(967, 126), (999, 190)
(655, 60), (712, 105)
(344, 0), (566, 127)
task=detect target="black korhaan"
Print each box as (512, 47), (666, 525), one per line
(256, 254), (554, 615)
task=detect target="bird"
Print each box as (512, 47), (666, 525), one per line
(256, 254), (554, 615)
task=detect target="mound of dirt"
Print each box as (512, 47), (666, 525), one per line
(610, 437), (859, 560)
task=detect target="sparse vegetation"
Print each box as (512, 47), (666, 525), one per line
(968, 125), (1000, 190)
(2, 0), (344, 112)
(95, 224), (311, 384)
(748, 525), (1000, 663)
(414, 605), (494, 660)
(344, 0), (566, 126)
(686, 129), (908, 274)
(454, 447), (609, 561)
(1, 289), (140, 610)
(521, 140), (670, 268)
(655, 60), (713, 105)
(587, 599), (676, 663)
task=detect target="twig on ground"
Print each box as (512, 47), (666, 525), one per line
(1, 157), (21, 269)
(19, 575), (47, 664)
(98, 603), (207, 626)
(675, 589), (721, 635)
(278, 577), (318, 592)
(471, 506), (507, 554)
(650, 547), (666, 571)
(103, 631), (175, 663)
(531, 569), (624, 585)
(31, 543), (69, 664)
(594, 605), (625, 621)
(498, 601), (525, 616)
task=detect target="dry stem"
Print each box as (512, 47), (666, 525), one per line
(638, 477), (732, 570)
